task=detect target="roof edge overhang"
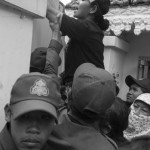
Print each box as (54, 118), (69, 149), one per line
(105, 5), (150, 36)
(66, 5), (150, 36)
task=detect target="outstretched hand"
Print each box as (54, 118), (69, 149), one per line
(47, 0), (57, 11)
(49, 14), (61, 33)
(46, 0), (62, 22)
(50, 14), (62, 45)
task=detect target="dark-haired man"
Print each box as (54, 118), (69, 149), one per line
(125, 75), (150, 107)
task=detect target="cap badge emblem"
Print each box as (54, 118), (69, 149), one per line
(30, 79), (49, 96)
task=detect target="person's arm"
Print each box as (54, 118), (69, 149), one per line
(43, 40), (62, 76)
(46, 1), (88, 40)
(43, 15), (63, 76)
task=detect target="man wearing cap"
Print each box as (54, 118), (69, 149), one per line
(0, 73), (61, 150)
(0, 15), (62, 150)
(125, 75), (150, 107)
(48, 63), (118, 150)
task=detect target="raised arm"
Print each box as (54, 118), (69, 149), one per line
(43, 14), (63, 76)
(46, 0), (63, 24)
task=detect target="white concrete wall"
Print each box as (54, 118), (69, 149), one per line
(32, 18), (52, 51)
(119, 33), (150, 100)
(32, 0), (59, 51)
(103, 36), (129, 91)
(0, 0), (47, 130)
(104, 47), (112, 71)
(103, 36), (129, 53)
(0, 6), (34, 129)
(104, 47), (126, 89)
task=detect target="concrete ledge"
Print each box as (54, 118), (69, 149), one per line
(103, 36), (129, 52)
(0, 0), (47, 18)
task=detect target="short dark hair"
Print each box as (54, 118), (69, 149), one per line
(30, 47), (47, 73)
(106, 97), (129, 135)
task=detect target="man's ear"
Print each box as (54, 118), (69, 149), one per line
(4, 104), (11, 122)
(90, 5), (97, 14)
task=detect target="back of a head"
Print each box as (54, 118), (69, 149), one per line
(106, 97), (129, 133)
(30, 47), (47, 73)
(91, 0), (110, 31)
(96, 0), (110, 15)
(70, 63), (116, 122)
(120, 136), (150, 150)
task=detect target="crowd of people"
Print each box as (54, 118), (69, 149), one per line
(0, 0), (150, 150)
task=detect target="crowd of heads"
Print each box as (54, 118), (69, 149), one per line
(6, 57), (150, 150)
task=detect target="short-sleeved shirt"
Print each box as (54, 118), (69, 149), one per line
(60, 14), (105, 84)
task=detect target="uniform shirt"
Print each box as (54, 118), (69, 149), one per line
(48, 114), (118, 150)
(61, 14), (105, 84)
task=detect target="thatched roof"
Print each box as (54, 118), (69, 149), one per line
(65, 0), (150, 36)
(65, 0), (150, 10)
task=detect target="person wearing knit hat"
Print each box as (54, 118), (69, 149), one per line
(47, 0), (110, 87)
(124, 93), (150, 141)
(48, 63), (117, 150)
(125, 75), (150, 107)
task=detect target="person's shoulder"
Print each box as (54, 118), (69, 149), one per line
(0, 144), (4, 150)
(0, 126), (8, 150)
(51, 115), (71, 136)
(0, 125), (7, 143)
(0, 125), (17, 150)
(48, 120), (74, 150)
